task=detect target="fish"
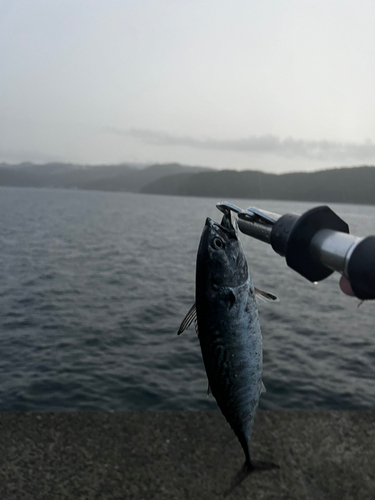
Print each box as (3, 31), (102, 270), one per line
(178, 212), (279, 494)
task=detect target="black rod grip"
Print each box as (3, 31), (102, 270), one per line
(347, 236), (375, 300)
(270, 206), (349, 282)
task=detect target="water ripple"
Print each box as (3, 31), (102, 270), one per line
(1, 188), (375, 411)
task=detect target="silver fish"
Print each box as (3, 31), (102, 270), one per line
(178, 214), (278, 492)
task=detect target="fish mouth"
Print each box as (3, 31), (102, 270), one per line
(205, 216), (237, 236)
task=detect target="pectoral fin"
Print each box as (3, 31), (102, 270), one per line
(177, 303), (197, 335)
(255, 287), (279, 303)
(261, 381), (266, 394)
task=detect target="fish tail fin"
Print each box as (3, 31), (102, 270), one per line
(223, 459), (279, 498)
(223, 461), (250, 498)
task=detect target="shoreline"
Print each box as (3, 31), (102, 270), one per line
(2, 184), (375, 208)
(1, 410), (374, 499)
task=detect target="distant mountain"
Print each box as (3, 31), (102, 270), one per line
(0, 162), (211, 192)
(141, 166), (375, 205)
(0, 166), (48, 187)
(1, 162), (375, 205)
(140, 172), (198, 196)
(78, 163), (211, 192)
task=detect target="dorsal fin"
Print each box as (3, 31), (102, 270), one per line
(177, 303), (197, 335)
(254, 287), (279, 303)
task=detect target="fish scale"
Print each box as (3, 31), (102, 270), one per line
(198, 275), (262, 443)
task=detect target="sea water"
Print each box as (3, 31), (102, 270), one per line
(0, 187), (374, 411)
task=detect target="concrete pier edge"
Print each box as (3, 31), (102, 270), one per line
(1, 410), (374, 499)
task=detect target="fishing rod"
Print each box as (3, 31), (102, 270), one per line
(217, 202), (375, 300)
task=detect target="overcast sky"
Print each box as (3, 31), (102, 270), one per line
(1, 0), (375, 172)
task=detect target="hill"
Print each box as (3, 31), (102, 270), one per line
(1, 162), (375, 205)
(0, 162), (211, 192)
(141, 166), (375, 205)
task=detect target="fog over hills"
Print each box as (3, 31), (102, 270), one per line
(1, 162), (375, 205)
(142, 166), (375, 205)
(0, 162), (211, 191)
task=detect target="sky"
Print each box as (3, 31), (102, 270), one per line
(1, 0), (375, 173)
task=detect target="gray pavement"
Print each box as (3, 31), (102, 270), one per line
(0, 411), (374, 499)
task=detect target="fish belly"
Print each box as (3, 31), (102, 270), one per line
(198, 282), (262, 440)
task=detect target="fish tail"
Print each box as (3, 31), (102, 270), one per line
(223, 459), (279, 498)
(223, 461), (251, 498)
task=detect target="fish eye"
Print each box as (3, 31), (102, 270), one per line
(212, 237), (224, 249)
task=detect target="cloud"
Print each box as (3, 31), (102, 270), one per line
(106, 127), (375, 163)
(0, 148), (63, 164)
